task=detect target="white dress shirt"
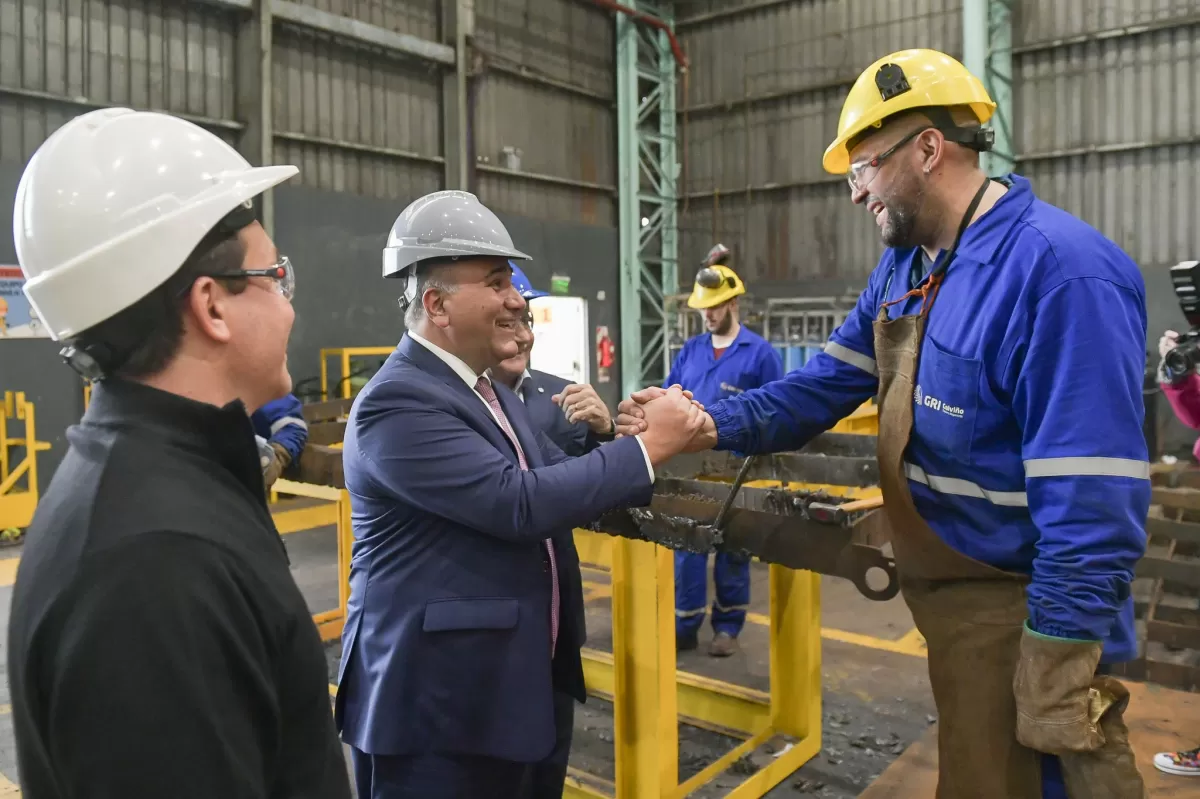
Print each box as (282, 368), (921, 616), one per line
(408, 331), (654, 480)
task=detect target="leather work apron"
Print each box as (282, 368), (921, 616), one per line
(872, 179), (1145, 798)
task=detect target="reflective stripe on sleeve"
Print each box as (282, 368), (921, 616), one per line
(270, 415), (309, 435)
(904, 462), (1028, 507)
(1024, 457), (1150, 480)
(823, 341), (878, 376)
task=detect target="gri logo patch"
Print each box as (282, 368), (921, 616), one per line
(720, 381), (744, 394)
(914, 384), (964, 419)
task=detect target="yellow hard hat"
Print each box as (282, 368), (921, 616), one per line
(822, 49), (996, 175)
(688, 264), (745, 309)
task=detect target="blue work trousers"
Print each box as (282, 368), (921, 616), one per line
(674, 550), (750, 639)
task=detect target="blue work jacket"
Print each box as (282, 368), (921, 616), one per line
(251, 394), (309, 462)
(665, 325), (784, 407)
(706, 175), (1149, 662)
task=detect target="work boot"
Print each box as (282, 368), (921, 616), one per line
(708, 632), (738, 657)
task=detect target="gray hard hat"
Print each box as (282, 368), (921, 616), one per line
(384, 190), (530, 310)
(383, 190), (529, 276)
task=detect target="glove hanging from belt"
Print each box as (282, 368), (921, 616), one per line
(256, 435), (293, 490)
(1012, 622), (1127, 754)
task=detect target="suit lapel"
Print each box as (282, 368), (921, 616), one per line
(397, 335), (523, 465)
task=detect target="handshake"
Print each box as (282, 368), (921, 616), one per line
(614, 385), (717, 465)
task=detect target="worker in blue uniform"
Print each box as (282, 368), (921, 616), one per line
(251, 393), (309, 488)
(666, 250), (783, 657)
(618, 49), (1148, 797)
(491, 263), (616, 458)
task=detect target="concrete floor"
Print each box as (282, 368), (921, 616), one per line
(0, 525), (1197, 798)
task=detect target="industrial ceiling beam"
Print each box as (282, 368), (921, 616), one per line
(192, 0), (454, 66)
(963, 0), (1015, 176)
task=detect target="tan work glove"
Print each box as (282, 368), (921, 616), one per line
(1013, 622), (1123, 754)
(258, 438), (292, 489)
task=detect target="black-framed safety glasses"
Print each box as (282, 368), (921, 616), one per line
(183, 255), (296, 301)
(847, 126), (932, 193)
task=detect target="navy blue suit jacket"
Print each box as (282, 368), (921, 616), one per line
(518, 369), (612, 458)
(335, 335), (654, 762)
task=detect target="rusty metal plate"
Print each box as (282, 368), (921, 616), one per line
(658, 434), (879, 487)
(590, 478), (897, 602)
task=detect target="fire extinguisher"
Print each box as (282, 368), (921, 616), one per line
(597, 328), (615, 368)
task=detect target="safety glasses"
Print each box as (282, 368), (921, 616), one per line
(847, 126), (932, 193)
(193, 255), (295, 301)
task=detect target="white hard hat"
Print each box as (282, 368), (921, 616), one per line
(13, 107), (299, 340)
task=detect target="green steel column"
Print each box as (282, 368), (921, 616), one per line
(617, 0), (679, 398)
(963, 0), (1014, 176)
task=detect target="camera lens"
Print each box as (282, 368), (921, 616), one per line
(1165, 347), (1194, 382)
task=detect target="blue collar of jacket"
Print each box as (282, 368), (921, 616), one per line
(890, 173), (1035, 270)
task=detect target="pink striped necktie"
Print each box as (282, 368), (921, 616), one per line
(474, 377), (559, 656)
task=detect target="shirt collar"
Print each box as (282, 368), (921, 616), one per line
(949, 173), (1033, 265)
(84, 377), (264, 496)
(408, 329), (488, 390)
(513, 369), (533, 396)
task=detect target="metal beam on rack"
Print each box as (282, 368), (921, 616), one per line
(617, 0), (679, 398)
(963, 0), (1014, 176)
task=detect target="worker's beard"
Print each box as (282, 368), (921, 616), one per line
(876, 166), (931, 249)
(712, 310), (734, 336)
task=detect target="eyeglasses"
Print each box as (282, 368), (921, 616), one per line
(847, 126), (932, 193)
(191, 255), (295, 301)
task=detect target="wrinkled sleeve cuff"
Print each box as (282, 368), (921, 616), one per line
(707, 402), (747, 453)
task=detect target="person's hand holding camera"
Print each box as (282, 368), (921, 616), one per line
(1160, 330), (1180, 360)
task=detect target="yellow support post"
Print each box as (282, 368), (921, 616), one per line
(273, 478), (353, 642)
(0, 392), (51, 532)
(768, 564), (822, 739)
(318, 347), (396, 401)
(610, 537), (677, 797)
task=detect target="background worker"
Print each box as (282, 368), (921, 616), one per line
(618, 49), (1148, 798)
(1151, 328), (1200, 779)
(491, 263), (617, 457)
(335, 190), (705, 799)
(7, 108), (351, 798)
(252, 392), (309, 487)
(667, 246), (783, 657)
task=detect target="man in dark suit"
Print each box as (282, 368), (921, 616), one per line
(335, 190), (705, 799)
(492, 263), (615, 459)
(487, 266), (615, 796)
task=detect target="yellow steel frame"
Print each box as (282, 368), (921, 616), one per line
(568, 536), (823, 799)
(319, 347), (395, 400)
(0, 392), (52, 530)
(273, 478), (354, 642)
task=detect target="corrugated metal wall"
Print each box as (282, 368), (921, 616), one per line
(677, 0), (1200, 292)
(1014, 0), (1200, 271)
(0, 0), (242, 162)
(472, 0), (616, 226)
(677, 0), (963, 290)
(0, 0), (616, 228)
(272, 22), (444, 200)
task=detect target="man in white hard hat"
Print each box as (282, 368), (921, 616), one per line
(335, 190), (705, 798)
(7, 108), (352, 798)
